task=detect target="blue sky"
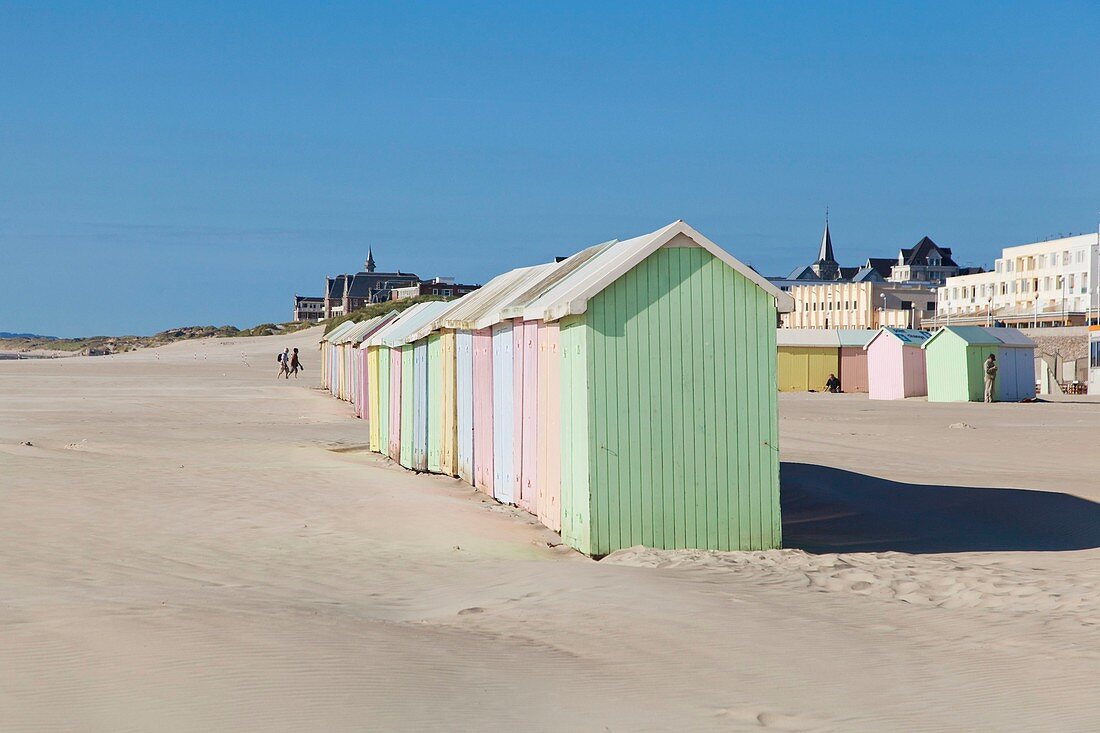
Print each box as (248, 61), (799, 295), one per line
(1, 2), (1098, 336)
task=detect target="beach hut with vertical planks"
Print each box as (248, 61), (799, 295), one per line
(838, 329), (875, 393)
(461, 263), (571, 505)
(422, 267), (552, 497)
(379, 301), (454, 471)
(324, 221), (792, 557)
(865, 327), (932, 400)
(520, 220), (794, 556)
(319, 320), (357, 391)
(361, 305), (435, 460)
(923, 326), (1036, 402)
(775, 328), (875, 392)
(337, 316), (385, 404)
(340, 319), (375, 402)
(352, 312), (399, 419)
(468, 242), (617, 517)
(454, 331), (474, 482)
(776, 329), (841, 392)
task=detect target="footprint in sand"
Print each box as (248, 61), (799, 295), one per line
(716, 707), (828, 731)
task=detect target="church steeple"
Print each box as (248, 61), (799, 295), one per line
(818, 209), (835, 263)
(812, 209), (840, 280)
(365, 247), (376, 273)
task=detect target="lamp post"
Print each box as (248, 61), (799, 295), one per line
(880, 292), (887, 328)
(1093, 216), (1100, 326)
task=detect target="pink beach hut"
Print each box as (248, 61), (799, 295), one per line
(866, 327), (932, 400)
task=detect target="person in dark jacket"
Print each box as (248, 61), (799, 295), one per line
(288, 347), (304, 379)
(984, 353), (998, 402)
(825, 373), (841, 393)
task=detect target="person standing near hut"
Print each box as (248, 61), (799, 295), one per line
(984, 353), (998, 403)
(289, 348), (303, 379)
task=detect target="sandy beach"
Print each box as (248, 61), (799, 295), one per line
(2, 326), (1099, 732)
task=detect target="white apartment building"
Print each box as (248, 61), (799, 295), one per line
(931, 233), (1100, 328)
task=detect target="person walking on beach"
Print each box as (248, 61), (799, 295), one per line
(984, 353), (998, 403)
(288, 348), (303, 379)
(277, 348), (290, 379)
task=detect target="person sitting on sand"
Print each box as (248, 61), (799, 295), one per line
(288, 348), (303, 378)
(825, 373), (841, 393)
(277, 348), (290, 379)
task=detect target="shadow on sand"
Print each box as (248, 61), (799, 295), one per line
(781, 462), (1100, 554)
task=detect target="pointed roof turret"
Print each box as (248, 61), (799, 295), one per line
(817, 211), (835, 264)
(365, 247), (377, 273)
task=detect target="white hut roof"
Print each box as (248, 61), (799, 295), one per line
(362, 303), (431, 349)
(416, 265), (555, 336)
(525, 220), (794, 322)
(336, 316), (380, 345)
(776, 329), (841, 347)
(320, 320), (358, 344)
(349, 311), (400, 347)
(493, 240), (618, 322)
(379, 301), (454, 347)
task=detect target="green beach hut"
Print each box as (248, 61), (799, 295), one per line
(523, 220), (795, 556)
(923, 326), (1037, 402)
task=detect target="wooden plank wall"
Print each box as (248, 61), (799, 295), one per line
(581, 245), (780, 555)
(455, 331), (474, 483)
(387, 348), (402, 461)
(559, 314), (592, 555)
(426, 335), (442, 472)
(491, 321), (515, 504)
(400, 345), (416, 469)
(438, 330), (458, 476)
(520, 320), (539, 514)
(535, 322), (562, 531)
(512, 320), (526, 508)
(471, 329), (495, 495)
(377, 348), (390, 454)
(367, 347), (381, 450)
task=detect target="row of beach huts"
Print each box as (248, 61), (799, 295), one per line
(778, 325), (1037, 401)
(316, 220), (1036, 557)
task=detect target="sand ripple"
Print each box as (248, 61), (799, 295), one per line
(605, 547), (1100, 623)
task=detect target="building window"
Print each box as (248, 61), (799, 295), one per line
(443, 289), (452, 296)
(1078, 250), (1086, 264)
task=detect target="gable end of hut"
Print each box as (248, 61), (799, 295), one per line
(562, 244), (781, 556)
